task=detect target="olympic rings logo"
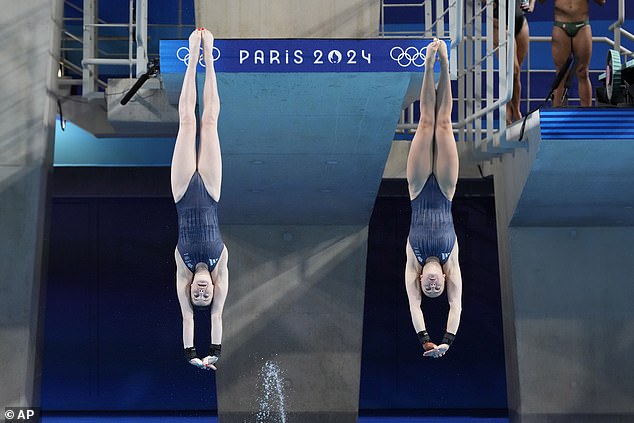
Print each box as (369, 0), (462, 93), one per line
(176, 46), (220, 67)
(390, 46), (428, 68)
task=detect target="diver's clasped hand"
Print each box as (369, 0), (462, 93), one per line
(423, 343), (450, 358)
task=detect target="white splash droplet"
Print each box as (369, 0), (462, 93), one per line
(254, 359), (287, 423)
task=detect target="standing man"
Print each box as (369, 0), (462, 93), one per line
(538, 0), (606, 106)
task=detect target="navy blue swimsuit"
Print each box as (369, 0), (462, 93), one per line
(408, 174), (456, 265)
(176, 172), (225, 273)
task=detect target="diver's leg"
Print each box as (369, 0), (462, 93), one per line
(406, 39), (439, 199)
(197, 28), (222, 201)
(433, 40), (459, 200)
(171, 29), (202, 202)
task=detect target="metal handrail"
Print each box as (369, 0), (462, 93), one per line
(60, 0), (149, 97)
(380, 0), (452, 38)
(387, 0), (516, 145)
(58, 58), (108, 90)
(381, 0), (464, 134)
(388, 0), (631, 148)
(530, 35), (633, 57)
(450, 0), (463, 79)
(455, 0), (515, 129)
(608, 0), (625, 52)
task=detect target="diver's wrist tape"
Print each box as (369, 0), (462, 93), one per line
(417, 330), (431, 345)
(184, 347), (197, 361)
(209, 344), (221, 358)
(441, 332), (455, 346)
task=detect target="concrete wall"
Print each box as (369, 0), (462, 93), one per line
(505, 123), (634, 422)
(0, 0), (62, 408)
(509, 226), (634, 423)
(218, 225), (368, 423)
(483, 115), (543, 422)
(195, 0), (379, 38)
(490, 113), (634, 422)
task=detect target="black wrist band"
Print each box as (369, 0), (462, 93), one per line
(209, 344), (222, 358)
(184, 347), (197, 361)
(417, 330), (431, 345)
(441, 332), (455, 346)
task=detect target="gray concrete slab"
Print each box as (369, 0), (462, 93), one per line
(503, 113), (634, 422)
(511, 138), (634, 227)
(195, 0), (379, 38)
(0, 0), (62, 409)
(217, 225), (368, 422)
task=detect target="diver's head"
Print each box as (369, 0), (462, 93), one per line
(420, 258), (445, 298)
(190, 263), (213, 308)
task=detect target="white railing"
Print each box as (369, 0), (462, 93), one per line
(383, 0), (515, 148)
(384, 0), (630, 150)
(608, 0), (632, 59)
(379, 0), (463, 75)
(59, 0), (148, 98)
(380, 0), (451, 38)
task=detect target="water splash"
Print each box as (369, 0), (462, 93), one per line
(255, 359), (287, 423)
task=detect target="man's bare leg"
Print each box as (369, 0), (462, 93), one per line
(406, 39), (439, 200)
(551, 26), (573, 107)
(171, 29), (202, 202)
(509, 19), (530, 121)
(433, 40), (458, 201)
(197, 28), (222, 202)
(572, 25), (593, 106)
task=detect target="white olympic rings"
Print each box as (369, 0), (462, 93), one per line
(390, 46), (428, 68)
(176, 46), (220, 67)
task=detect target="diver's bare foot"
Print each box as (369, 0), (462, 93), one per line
(437, 38), (449, 68)
(201, 28), (215, 65)
(426, 38), (439, 67)
(201, 28), (214, 47)
(188, 29), (202, 64)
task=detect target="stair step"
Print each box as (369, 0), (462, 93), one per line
(540, 108), (634, 140)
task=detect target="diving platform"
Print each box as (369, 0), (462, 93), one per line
(513, 108), (634, 226)
(503, 107), (634, 423)
(102, 38), (436, 225)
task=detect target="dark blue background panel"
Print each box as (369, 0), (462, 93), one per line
(360, 187), (506, 411)
(42, 196), (217, 411)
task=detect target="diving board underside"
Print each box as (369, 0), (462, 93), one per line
(506, 109), (634, 423)
(209, 72), (413, 225)
(110, 72), (416, 225)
